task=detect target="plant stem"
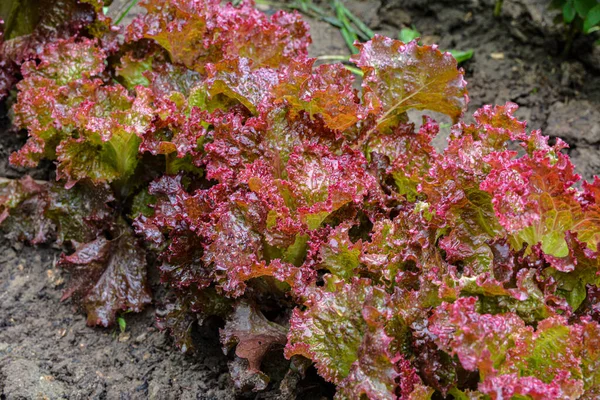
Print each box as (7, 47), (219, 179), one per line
(316, 55), (351, 61)
(562, 23), (577, 58)
(494, 0), (503, 17)
(115, 0), (139, 25)
(3, 0), (22, 39)
(333, 0), (359, 54)
(343, 6), (374, 39)
(343, 65), (363, 76)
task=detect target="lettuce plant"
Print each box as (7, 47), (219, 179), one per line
(1, 0), (600, 398)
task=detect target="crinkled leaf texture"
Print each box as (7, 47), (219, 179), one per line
(0, 0), (107, 99)
(430, 297), (587, 399)
(220, 301), (287, 391)
(59, 223), (152, 327)
(3, 1), (600, 398)
(0, 178), (151, 327)
(351, 35), (468, 129)
(11, 37), (153, 187)
(286, 276), (399, 399)
(127, 0), (309, 72)
(0, 176), (113, 244)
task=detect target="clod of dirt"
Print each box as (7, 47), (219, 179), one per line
(546, 100), (600, 145)
(568, 146), (600, 182)
(1, 359), (67, 400)
(379, 5), (411, 27)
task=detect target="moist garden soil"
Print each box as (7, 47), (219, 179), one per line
(1, 0), (599, 398)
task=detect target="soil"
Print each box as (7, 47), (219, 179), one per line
(1, 0), (599, 399)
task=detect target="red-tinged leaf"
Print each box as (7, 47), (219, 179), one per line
(335, 322), (399, 400)
(55, 126), (141, 188)
(149, 60), (202, 99)
(422, 106), (531, 263)
(285, 276), (390, 386)
(422, 103), (528, 212)
(126, 0), (223, 71)
(202, 111), (260, 182)
(115, 51), (155, 91)
(273, 60), (364, 131)
(482, 130), (599, 258)
(431, 297), (586, 396)
(269, 10), (311, 61)
(469, 102), (527, 145)
(204, 106), (342, 183)
(0, 176), (54, 244)
(198, 183), (313, 296)
(0, 0), (110, 98)
(515, 316), (583, 384)
(158, 234), (212, 289)
(240, 160), (305, 248)
(286, 144), (379, 229)
(11, 37), (154, 184)
(368, 118), (439, 201)
(396, 356), (435, 400)
(204, 58), (279, 114)
(478, 372), (583, 400)
(351, 35), (468, 129)
(581, 319), (600, 397)
(318, 222), (363, 281)
(221, 7), (309, 69)
(19, 37), (106, 85)
(410, 325), (463, 395)
(11, 78), (95, 167)
(134, 176), (212, 288)
(0, 32), (17, 100)
(430, 297), (533, 378)
(140, 92), (207, 172)
(0, 0), (99, 62)
(405, 385), (436, 399)
(475, 267), (554, 324)
(577, 177), (600, 250)
(127, 0), (309, 72)
(544, 232), (600, 311)
(201, 191), (265, 296)
(14, 72), (154, 185)
(59, 222), (151, 327)
(44, 181), (114, 244)
(0, 177), (114, 245)
(220, 301), (287, 390)
(361, 205), (436, 286)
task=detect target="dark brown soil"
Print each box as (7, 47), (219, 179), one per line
(1, 0), (599, 399)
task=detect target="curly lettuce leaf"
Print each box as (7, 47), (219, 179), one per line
(430, 297), (586, 398)
(351, 35), (468, 130)
(273, 60), (364, 131)
(220, 301), (287, 391)
(12, 39), (154, 186)
(127, 0), (309, 72)
(0, 177), (114, 244)
(286, 276), (398, 398)
(0, 176), (54, 243)
(59, 222), (152, 327)
(482, 131), (600, 258)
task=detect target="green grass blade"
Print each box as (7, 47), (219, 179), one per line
(343, 6), (374, 39)
(116, 0), (139, 25)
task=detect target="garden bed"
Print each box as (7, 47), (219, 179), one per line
(0, 0), (599, 398)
